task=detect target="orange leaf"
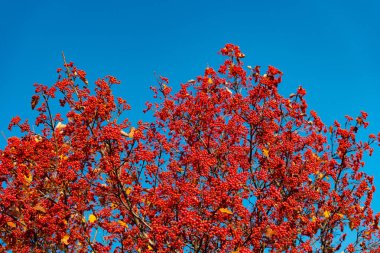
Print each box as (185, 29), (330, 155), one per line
(61, 234), (70, 245)
(117, 220), (128, 228)
(316, 171), (324, 179)
(33, 203), (46, 213)
(219, 208), (233, 215)
(7, 221), (16, 228)
(265, 227), (275, 238)
(349, 220), (357, 230)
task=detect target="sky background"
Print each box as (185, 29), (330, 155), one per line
(0, 0), (379, 213)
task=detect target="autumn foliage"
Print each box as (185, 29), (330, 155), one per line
(1, 44), (380, 252)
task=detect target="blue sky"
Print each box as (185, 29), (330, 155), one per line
(1, 0), (379, 214)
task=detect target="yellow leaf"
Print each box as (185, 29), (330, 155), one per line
(207, 78), (213, 84)
(61, 234), (70, 245)
(323, 210), (330, 218)
(311, 216), (316, 222)
(125, 187), (132, 195)
(128, 127), (136, 138)
(111, 203), (118, 209)
(263, 148), (269, 157)
(219, 208), (233, 215)
(34, 135), (42, 143)
(316, 171), (324, 179)
(117, 220), (128, 228)
(262, 148), (269, 158)
(337, 213), (344, 219)
(55, 122), (66, 131)
(88, 214), (97, 223)
(148, 245), (153, 251)
(24, 173), (33, 184)
(59, 154), (68, 161)
(7, 221), (16, 228)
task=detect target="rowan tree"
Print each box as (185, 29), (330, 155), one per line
(1, 44), (379, 252)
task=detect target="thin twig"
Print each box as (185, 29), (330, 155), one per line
(1, 131), (7, 143)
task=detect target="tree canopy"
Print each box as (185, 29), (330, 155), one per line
(1, 44), (379, 252)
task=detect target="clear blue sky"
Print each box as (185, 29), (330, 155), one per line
(1, 0), (379, 213)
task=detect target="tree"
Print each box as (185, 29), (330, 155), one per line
(0, 44), (379, 253)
